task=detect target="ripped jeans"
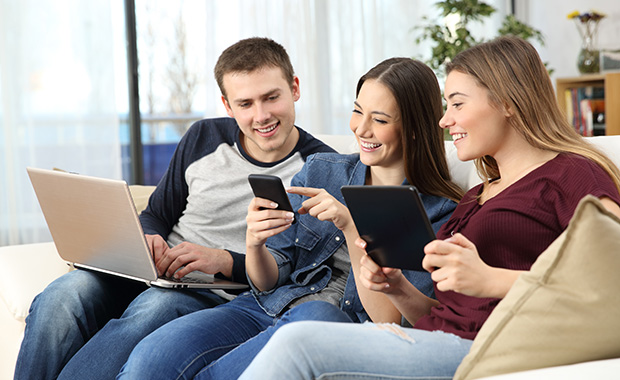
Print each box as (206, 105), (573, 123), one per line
(239, 320), (473, 380)
(194, 300), (354, 379)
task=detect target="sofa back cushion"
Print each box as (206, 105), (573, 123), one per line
(129, 185), (157, 214)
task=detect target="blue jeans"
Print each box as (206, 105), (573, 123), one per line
(14, 269), (227, 380)
(195, 301), (353, 379)
(239, 321), (474, 380)
(117, 292), (270, 379)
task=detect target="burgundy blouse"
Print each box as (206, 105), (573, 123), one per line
(414, 153), (620, 340)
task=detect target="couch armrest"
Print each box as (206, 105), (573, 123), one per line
(0, 242), (70, 321)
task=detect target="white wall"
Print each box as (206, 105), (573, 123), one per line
(517, 0), (620, 80)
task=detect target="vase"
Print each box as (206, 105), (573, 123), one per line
(577, 47), (600, 74)
(576, 30), (600, 74)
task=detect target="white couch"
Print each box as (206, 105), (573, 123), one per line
(1, 134), (619, 380)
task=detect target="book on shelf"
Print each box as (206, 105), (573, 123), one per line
(563, 86), (605, 136)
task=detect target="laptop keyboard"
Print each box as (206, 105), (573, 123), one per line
(161, 274), (214, 284)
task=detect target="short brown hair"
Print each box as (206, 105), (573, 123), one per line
(214, 37), (295, 99)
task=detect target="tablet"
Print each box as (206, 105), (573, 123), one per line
(340, 185), (435, 271)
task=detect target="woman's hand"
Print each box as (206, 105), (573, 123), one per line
(287, 187), (353, 231)
(245, 197), (295, 250)
(356, 238), (406, 293)
(423, 233), (521, 298)
(355, 237), (437, 324)
(245, 197), (291, 291)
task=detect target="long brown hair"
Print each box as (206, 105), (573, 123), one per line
(446, 36), (620, 193)
(358, 58), (463, 202)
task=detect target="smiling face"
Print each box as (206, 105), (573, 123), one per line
(350, 80), (403, 170)
(222, 66), (300, 162)
(440, 71), (510, 162)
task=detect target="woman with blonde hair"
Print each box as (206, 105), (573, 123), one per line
(238, 35), (620, 380)
(459, 34), (620, 194)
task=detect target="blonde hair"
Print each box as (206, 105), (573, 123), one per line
(446, 36), (620, 193)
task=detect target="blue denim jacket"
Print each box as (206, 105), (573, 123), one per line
(250, 153), (457, 318)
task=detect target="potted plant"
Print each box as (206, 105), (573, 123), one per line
(415, 0), (547, 78)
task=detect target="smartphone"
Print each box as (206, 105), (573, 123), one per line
(248, 174), (296, 224)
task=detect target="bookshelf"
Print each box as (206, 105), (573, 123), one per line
(556, 72), (620, 136)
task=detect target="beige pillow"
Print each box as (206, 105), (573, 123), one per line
(454, 195), (620, 380)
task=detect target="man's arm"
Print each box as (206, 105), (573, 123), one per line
(139, 125), (198, 238)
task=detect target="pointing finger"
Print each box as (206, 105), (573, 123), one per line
(286, 186), (322, 197)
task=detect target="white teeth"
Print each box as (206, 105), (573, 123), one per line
(360, 141), (381, 149)
(257, 124), (277, 133)
(452, 133), (467, 141)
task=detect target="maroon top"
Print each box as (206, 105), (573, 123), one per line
(414, 153), (620, 340)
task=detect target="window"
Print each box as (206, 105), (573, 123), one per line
(1, 0), (507, 245)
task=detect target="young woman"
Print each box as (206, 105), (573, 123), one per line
(117, 58), (462, 379)
(237, 36), (620, 380)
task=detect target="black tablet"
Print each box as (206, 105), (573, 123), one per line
(340, 185), (435, 271)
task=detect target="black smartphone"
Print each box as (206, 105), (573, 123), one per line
(248, 174), (296, 224)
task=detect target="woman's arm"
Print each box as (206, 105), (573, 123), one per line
(421, 195), (620, 300)
(423, 233), (523, 299)
(420, 197), (620, 299)
(245, 197), (294, 292)
(355, 242), (439, 324)
(288, 186), (411, 323)
(601, 196), (620, 219)
(288, 186), (442, 324)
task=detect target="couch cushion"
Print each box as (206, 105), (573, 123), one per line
(454, 195), (620, 380)
(0, 242), (70, 321)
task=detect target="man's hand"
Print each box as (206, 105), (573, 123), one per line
(145, 234), (170, 275)
(154, 241), (233, 280)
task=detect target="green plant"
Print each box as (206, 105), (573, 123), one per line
(415, 0), (548, 77)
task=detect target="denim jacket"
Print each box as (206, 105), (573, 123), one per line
(249, 153), (457, 318)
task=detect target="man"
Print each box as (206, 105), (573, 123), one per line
(14, 37), (333, 380)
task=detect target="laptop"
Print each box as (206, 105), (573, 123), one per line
(26, 167), (247, 290)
